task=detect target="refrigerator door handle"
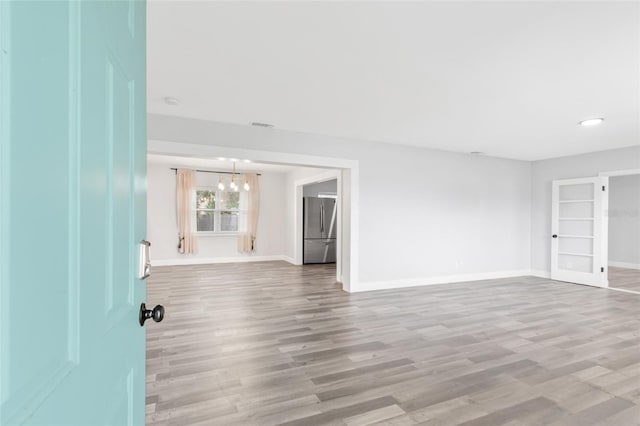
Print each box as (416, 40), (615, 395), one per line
(320, 203), (324, 234)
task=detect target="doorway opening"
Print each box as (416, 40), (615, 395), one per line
(290, 171), (343, 282)
(603, 170), (640, 294)
(147, 139), (359, 290)
(302, 179), (338, 266)
(146, 153), (345, 281)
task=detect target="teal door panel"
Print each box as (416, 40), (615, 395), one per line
(0, 1), (147, 425)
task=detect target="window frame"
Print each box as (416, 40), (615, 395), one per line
(194, 187), (247, 235)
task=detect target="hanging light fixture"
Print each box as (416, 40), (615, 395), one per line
(230, 161), (238, 190)
(243, 177), (250, 192)
(217, 174), (225, 191)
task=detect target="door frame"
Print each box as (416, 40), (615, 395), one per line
(147, 139), (360, 292)
(598, 168), (640, 278)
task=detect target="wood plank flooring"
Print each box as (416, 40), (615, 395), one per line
(609, 266), (640, 293)
(146, 262), (640, 426)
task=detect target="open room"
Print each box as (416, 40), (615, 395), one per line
(145, 155), (344, 270)
(605, 171), (640, 293)
(3, 1), (640, 426)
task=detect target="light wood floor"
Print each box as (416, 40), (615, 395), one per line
(609, 266), (640, 293)
(146, 262), (640, 426)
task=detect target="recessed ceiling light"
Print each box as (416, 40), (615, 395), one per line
(163, 97), (180, 106)
(579, 118), (604, 126)
(217, 157), (226, 161)
(250, 122), (274, 128)
(243, 159), (252, 163)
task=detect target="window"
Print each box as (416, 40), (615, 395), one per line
(195, 189), (246, 233)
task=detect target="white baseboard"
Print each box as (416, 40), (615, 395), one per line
(146, 262), (559, 291)
(152, 255), (292, 267)
(280, 256), (297, 265)
(529, 269), (551, 279)
(353, 269), (534, 293)
(608, 261), (640, 270)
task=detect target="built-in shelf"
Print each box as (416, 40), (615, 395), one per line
(559, 199), (594, 203)
(559, 217), (594, 220)
(558, 235), (594, 239)
(558, 252), (594, 257)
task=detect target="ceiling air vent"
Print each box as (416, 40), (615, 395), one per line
(250, 122), (274, 128)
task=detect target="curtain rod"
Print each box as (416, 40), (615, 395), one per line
(170, 168), (261, 176)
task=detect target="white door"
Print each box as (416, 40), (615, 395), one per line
(551, 177), (608, 287)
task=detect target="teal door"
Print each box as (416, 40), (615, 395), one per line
(1, 1), (148, 425)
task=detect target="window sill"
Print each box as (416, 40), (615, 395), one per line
(196, 232), (242, 238)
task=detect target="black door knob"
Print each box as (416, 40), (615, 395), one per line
(139, 303), (164, 326)
(552, 234), (558, 238)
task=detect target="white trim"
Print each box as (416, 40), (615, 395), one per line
(151, 254), (293, 267)
(148, 139), (357, 170)
(608, 261), (640, 270)
(598, 169), (640, 177)
(607, 286), (640, 296)
(530, 269), (610, 288)
(354, 270), (533, 293)
(356, 269), (635, 293)
(529, 269), (551, 279)
(335, 172), (342, 283)
(195, 232), (241, 237)
(601, 176), (609, 285)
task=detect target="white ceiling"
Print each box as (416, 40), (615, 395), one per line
(147, 1), (640, 161)
(147, 154), (299, 173)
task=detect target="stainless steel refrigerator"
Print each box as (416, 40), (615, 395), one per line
(303, 197), (337, 264)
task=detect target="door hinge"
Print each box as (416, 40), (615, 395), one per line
(602, 185), (606, 191)
(601, 267), (604, 272)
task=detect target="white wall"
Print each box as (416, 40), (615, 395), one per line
(303, 179), (337, 197)
(147, 162), (288, 264)
(358, 154), (531, 284)
(608, 174), (640, 267)
(149, 114), (533, 290)
(530, 146), (640, 274)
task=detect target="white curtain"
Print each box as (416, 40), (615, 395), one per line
(176, 168), (197, 254)
(238, 173), (260, 253)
